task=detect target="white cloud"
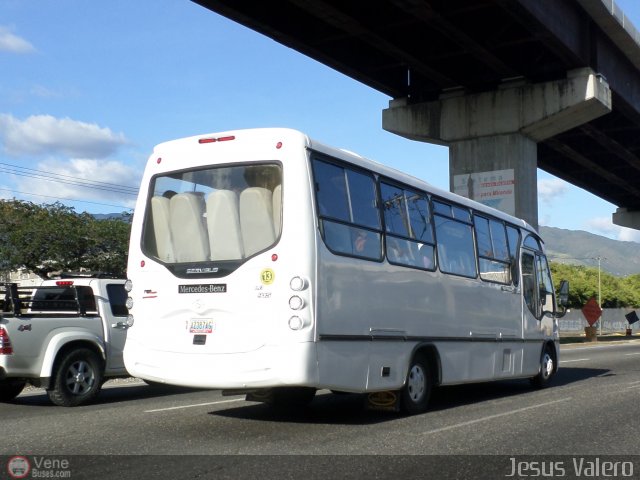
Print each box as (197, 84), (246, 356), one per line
(0, 26), (35, 54)
(11, 158), (140, 209)
(538, 178), (568, 204)
(585, 216), (618, 236)
(0, 114), (128, 158)
(616, 227), (640, 243)
(584, 216), (640, 243)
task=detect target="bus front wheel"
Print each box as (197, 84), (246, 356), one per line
(530, 345), (555, 388)
(400, 353), (432, 415)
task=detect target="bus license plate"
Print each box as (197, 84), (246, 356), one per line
(189, 319), (214, 334)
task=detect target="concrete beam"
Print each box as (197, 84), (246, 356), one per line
(382, 68), (611, 144)
(613, 207), (640, 230)
(382, 68), (611, 229)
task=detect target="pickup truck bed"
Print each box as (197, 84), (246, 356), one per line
(0, 276), (130, 406)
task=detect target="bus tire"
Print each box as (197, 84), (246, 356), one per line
(0, 379), (26, 402)
(47, 348), (103, 407)
(530, 345), (555, 388)
(400, 353), (432, 415)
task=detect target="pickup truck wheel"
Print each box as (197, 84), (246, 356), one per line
(0, 379), (26, 402)
(48, 349), (104, 407)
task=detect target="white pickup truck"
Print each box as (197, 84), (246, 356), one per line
(0, 274), (130, 406)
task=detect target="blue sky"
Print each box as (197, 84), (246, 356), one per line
(1, 0), (640, 241)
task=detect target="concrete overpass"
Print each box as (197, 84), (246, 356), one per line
(193, 0), (640, 231)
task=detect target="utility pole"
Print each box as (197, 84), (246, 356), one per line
(595, 256), (605, 335)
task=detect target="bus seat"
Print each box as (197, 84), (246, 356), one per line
(207, 189), (244, 260)
(151, 196), (175, 262)
(272, 185), (282, 238)
(240, 187), (275, 256)
(170, 192), (210, 262)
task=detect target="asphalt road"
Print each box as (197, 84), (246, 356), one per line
(2, 341), (640, 479)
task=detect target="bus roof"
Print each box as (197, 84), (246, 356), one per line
(153, 127), (537, 236)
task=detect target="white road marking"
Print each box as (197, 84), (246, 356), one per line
(145, 397), (245, 413)
(560, 358), (589, 364)
(421, 398), (572, 435)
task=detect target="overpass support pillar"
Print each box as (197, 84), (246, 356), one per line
(383, 68), (611, 230)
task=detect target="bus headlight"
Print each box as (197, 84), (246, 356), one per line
(126, 297), (134, 309)
(124, 279), (133, 292)
(126, 315), (135, 327)
(288, 316), (304, 330)
(289, 295), (304, 310)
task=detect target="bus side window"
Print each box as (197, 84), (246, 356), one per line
(522, 251), (540, 318)
(322, 221), (352, 255)
(435, 212), (477, 278)
(313, 157), (382, 261)
(474, 215), (513, 285)
(537, 255), (554, 308)
(380, 181), (435, 270)
(522, 234), (554, 318)
(352, 229), (381, 259)
(313, 160), (349, 221)
(506, 225), (520, 286)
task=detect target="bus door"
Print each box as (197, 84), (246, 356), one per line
(521, 239), (556, 371)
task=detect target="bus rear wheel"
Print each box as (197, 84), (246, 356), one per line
(400, 353), (432, 415)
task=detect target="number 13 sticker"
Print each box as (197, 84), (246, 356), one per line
(261, 268), (275, 285)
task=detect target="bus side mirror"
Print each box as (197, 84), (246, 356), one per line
(556, 280), (569, 318)
(558, 280), (569, 306)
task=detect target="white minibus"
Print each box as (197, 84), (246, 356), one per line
(123, 128), (567, 413)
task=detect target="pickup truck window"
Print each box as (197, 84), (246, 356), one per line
(106, 284), (128, 317)
(31, 286), (96, 313)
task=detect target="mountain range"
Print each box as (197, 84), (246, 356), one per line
(540, 226), (640, 277)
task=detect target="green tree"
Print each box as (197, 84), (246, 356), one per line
(551, 262), (640, 309)
(84, 212), (132, 275)
(0, 200), (131, 279)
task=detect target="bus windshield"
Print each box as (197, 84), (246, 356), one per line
(141, 162), (282, 267)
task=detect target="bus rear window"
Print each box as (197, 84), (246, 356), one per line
(142, 163), (282, 264)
